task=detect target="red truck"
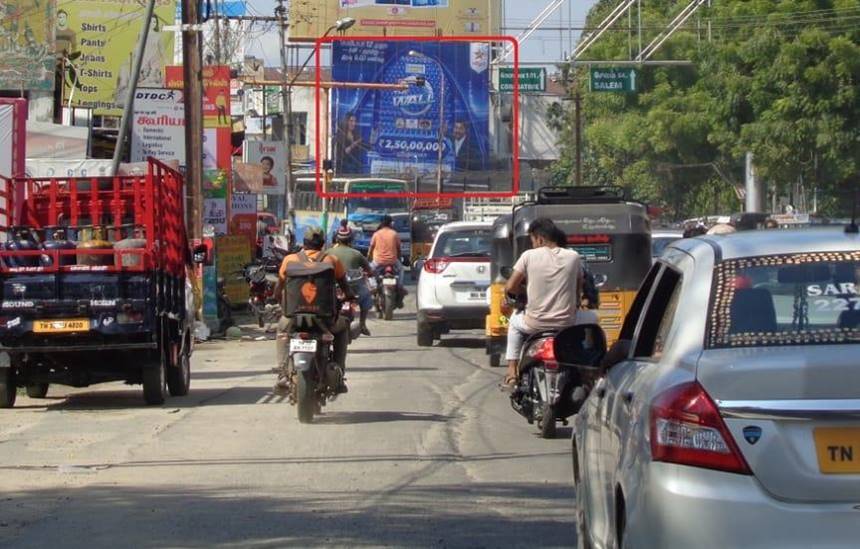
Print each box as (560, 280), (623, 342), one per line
(0, 159), (195, 407)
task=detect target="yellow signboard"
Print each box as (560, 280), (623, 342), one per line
(216, 235), (252, 305)
(0, 1), (55, 91)
(289, 0), (496, 40)
(59, 0), (176, 115)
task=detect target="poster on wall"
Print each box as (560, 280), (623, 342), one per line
(203, 198), (227, 235)
(0, 1), (55, 91)
(131, 88), (185, 164)
(331, 40), (489, 181)
(59, 0), (177, 115)
(240, 140), (286, 195)
(216, 235), (251, 304)
(165, 65), (231, 129)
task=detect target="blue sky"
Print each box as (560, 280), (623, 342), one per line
(243, 0), (599, 67)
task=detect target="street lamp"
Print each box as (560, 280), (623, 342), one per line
(408, 50), (445, 195)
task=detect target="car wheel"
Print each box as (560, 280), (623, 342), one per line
(26, 383), (49, 399)
(417, 322), (433, 347)
(0, 367), (16, 408)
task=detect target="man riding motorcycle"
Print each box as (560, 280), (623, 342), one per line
(502, 218), (596, 387)
(327, 219), (373, 336)
(273, 226), (356, 394)
(368, 215), (405, 299)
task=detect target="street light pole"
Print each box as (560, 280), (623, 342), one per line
(275, 0), (293, 234)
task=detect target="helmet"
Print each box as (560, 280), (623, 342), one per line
(335, 219), (353, 244)
(303, 226), (325, 249)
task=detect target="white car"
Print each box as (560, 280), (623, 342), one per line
(573, 228), (860, 548)
(416, 221), (493, 347)
(651, 229), (683, 261)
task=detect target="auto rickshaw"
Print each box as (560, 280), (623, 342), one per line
(410, 198), (455, 272)
(485, 186), (652, 367)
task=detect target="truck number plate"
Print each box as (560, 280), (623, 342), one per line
(33, 318), (90, 334)
(290, 339), (318, 353)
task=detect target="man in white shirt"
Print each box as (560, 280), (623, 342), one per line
(502, 218), (587, 386)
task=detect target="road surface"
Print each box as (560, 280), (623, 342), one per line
(0, 294), (576, 548)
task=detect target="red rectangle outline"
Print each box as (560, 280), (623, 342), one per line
(314, 35), (519, 200)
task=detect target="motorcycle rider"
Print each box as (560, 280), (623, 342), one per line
(368, 214), (405, 302)
(502, 218), (588, 387)
(273, 226), (355, 394)
(327, 219), (373, 336)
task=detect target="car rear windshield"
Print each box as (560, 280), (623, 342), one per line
(432, 229), (491, 259)
(707, 251), (860, 348)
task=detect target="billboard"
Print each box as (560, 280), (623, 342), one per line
(59, 0), (177, 115)
(331, 40), (490, 181)
(131, 88), (185, 164)
(239, 141), (286, 195)
(0, 1), (55, 91)
(165, 65), (231, 129)
(289, 0), (492, 40)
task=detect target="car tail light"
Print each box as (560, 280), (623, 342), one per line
(650, 381), (751, 475)
(424, 258), (449, 274)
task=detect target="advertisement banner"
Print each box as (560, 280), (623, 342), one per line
(229, 193), (258, 249)
(216, 235), (251, 305)
(290, 0), (491, 39)
(59, 0), (177, 115)
(239, 141), (286, 195)
(0, 1), (55, 91)
(203, 198), (228, 235)
(331, 41), (490, 179)
(0, 99), (28, 226)
(131, 88), (185, 164)
(26, 121), (90, 159)
(165, 65), (231, 129)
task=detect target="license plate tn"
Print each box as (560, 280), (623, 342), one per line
(33, 318), (90, 334)
(382, 278), (397, 286)
(814, 427), (860, 474)
(290, 339), (318, 353)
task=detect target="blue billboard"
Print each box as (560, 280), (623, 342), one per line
(331, 41), (490, 181)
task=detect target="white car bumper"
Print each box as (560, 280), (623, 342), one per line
(625, 462), (860, 548)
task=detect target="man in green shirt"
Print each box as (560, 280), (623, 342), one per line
(327, 220), (372, 336)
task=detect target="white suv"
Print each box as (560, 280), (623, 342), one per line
(416, 222), (492, 346)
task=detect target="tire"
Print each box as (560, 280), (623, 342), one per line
(417, 323), (433, 347)
(26, 383), (49, 399)
(489, 353), (501, 368)
(167, 349), (191, 397)
(0, 367), (16, 408)
(257, 314), (264, 328)
(540, 402), (557, 439)
(296, 367), (316, 424)
(142, 356), (167, 405)
(383, 293), (394, 321)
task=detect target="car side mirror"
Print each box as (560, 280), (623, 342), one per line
(553, 324), (607, 368)
(600, 339), (631, 372)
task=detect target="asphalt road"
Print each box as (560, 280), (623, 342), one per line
(0, 292), (577, 548)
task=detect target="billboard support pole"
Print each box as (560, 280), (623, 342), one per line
(110, 0), (157, 176)
(276, 0), (295, 234)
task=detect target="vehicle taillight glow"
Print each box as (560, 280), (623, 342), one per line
(650, 381), (751, 475)
(527, 337), (556, 362)
(424, 258), (450, 274)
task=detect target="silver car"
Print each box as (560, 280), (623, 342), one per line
(573, 228), (860, 548)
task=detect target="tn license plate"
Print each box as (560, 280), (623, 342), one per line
(382, 278), (398, 286)
(33, 318), (90, 334)
(289, 339), (318, 353)
(814, 427), (860, 474)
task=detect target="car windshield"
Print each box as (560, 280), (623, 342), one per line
(707, 252), (860, 348)
(652, 236), (679, 257)
(432, 229), (491, 258)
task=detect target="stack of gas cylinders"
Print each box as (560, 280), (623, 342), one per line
(3, 226), (147, 268)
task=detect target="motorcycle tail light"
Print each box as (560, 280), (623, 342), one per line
(527, 337), (556, 362)
(297, 332), (311, 340)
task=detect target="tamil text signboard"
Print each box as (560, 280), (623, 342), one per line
(131, 88), (185, 165)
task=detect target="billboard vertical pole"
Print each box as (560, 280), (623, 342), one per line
(182, 0), (205, 239)
(276, 0), (294, 234)
(110, 0), (157, 176)
(437, 72), (445, 194)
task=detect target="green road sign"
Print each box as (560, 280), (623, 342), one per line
(499, 67), (546, 93)
(590, 67), (638, 93)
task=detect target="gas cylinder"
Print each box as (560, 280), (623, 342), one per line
(4, 228), (40, 267)
(41, 227), (77, 267)
(77, 226), (113, 266)
(113, 227), (147, 268)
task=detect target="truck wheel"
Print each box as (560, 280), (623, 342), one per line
(167, 350), (191, 397)
(0, 368), (16, 408)
(296, 368), (315, 424)
(489, 354), (501, 368)
(417, 323), (433, 347)
(26, 383), (49, 398)
(142, 359), (167, 405)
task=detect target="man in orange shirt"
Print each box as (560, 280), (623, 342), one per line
(368, 214), (404, 286)
(273, 227), (354, 394)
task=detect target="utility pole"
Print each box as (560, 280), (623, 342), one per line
(182, 0), (205, 239)
(574, 89), (582, 187)
(276, 0), (294, 233)
(111, 0), (157, 175)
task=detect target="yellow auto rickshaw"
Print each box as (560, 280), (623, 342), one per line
(485, 186), (652, 367)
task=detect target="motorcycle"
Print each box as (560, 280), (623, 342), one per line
(244, 261), (282, 329)
(372, 265), (403, 321)
(508, 297), (607, 439)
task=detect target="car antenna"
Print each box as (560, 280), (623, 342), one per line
(847, 186), (859, 234)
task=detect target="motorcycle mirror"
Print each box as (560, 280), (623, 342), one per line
(553, 324), (607, 368)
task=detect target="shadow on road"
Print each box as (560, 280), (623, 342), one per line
(314, 410), (453, 425)
(436, 338), (485, 349)
(192, 369), (273, 380)
(350, 366), (438, 373)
